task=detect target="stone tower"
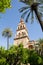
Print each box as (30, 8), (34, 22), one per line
(14, 19), (29, 48)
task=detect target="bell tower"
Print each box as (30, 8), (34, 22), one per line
(14, 19), (30, 48)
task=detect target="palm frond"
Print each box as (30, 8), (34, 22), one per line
(31, 11), (34, 24)
(38, 8), (43, 13)
(19, 0), (29, 5)
(21, 9), (30, 18)
(39, 12), (43, 17)
(2, 28), (12, 37)
(19, 6), (30, 12)
(19, 0), (34, 5)
(38, 5), (43, 12)
(34, 10), (43, 31)
(37, 0), (43, 4)
(26, 11), (31, 22)
(39, 5), (43, 8)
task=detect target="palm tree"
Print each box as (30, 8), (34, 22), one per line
(2, 28), (12, 50)
(38, 39), (43, 55)
(19, 0), (43, 31)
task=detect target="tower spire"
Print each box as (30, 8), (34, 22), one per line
(14, 19), (29, 48)
(20, 18), (24, 23)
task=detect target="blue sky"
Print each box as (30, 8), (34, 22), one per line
(0, 0), (43, 48)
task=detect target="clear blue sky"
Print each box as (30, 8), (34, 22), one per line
(0, 0), (43, 48)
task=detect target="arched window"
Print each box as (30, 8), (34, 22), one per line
(19, 33), (20, 35)
(18, 32), (20, 37)
(29, 45), (33, 49)
(23, 25), (24, 28)
(20, 25), (22, 29)
(22, 32), (25, 36)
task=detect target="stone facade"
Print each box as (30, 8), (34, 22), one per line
(14, 19), (35, 49)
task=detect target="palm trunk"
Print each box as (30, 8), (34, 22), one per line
(7, 36), (9, 50)
(34, 9), (43, 31)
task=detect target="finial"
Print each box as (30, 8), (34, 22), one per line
(20, 18), (24, 23)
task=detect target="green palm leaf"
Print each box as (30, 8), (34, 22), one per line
(19, 6), (30, 12)
(38, 0), (43, 4)
(39, 5), (43, 8)
(2, 28), (12, 50)
(31, 11), (34, 24)
(19, 0), (43, 31)
(39, 8), (43, 12)
(26, 11), (31, 22)
(38, 5), (43, 12)
(19, 0), (29, 5)
(19, 0), (34, 5)
(38, 12), (43, 17)
(21, 9), (30, 18)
